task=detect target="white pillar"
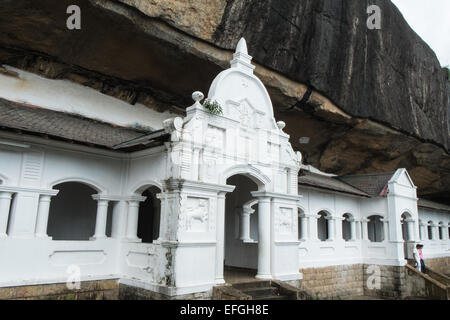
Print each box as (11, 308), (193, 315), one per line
(240, 210), (252, 241)
(406, 219), (415, 241)
(350, 220), (357, 241)
(442, 225), (449, 241)
(355, 219), (361, 240)
(35, 195), (52, 238)
(126, 200), (141, 241)
(0, 192), (13, 238)
(299, 215), (308, 241)
(256, 196), (271, 279)
(420, 222), (426, 241)
(215, 193), (226, 284)
(327, 217), (335, 241)
(381, 218), (389, 242)
(430, 223), (437, 240)
(310, 214), (320, 241)
(111, 201), (127, 239)
(361, 218), (369, 241)
(92, 199), (109, 240)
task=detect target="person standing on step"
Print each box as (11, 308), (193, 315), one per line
(418, 244), (426, 273)
(413, 244), (421, 272)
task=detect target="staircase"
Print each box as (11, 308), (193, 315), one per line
(232, 281), (290, 300)
(404, 264), (450, 300)
(213, 280), (310, 300)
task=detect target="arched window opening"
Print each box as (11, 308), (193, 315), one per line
(342, 213), (352, 241)
(137, 186), (161, 244)
(368, 215), (384, 242)
(438, 222), (444, 240)
(427, 221), (433, 240)
(47, 182), (98, 240)
(5, 193), (16, 236)
(317, 211), (329, 241)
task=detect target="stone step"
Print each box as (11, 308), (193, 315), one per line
(232, 281), (272, 290)
(252, 295), (291, 300)
(241, 287), (279, 297)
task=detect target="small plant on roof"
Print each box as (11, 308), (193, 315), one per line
(203, 99), (223, 115)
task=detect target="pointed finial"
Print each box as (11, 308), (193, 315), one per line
(236, 38), (248, 55)
(230, 37), (255, 74)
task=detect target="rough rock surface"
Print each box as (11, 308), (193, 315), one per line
(0, 0), (448, 202)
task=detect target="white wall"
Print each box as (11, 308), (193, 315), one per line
(0, 66), (178, 130)
(417, 207), (450, 259)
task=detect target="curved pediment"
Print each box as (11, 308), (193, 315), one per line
(207, 38), (277, 131)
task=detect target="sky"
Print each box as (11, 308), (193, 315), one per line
(391, 0), (450, 67)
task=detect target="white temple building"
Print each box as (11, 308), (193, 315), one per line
(0, 39), (448, 299)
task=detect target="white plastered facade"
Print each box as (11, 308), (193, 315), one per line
(0, 39), (448, 296)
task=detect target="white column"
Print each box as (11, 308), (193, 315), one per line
(381, 218), (389, 242)
(361, 218), (369, 241)
(355, 219), (361, 240)
(430, 223), (437, 240)
(419, 222), (426, 241)
(92, 199), (109, 240)
(240, 209), (252, 241)
(256, 196), (271, 279)
(350, 220), (357, 241)
(310, 214), (320, 241)
(442, 225), (449, 241)
(35, 195), (53, 238)
(125, 200), (141, 241)
(0, 192), (13, 238)
(215, 193), (226, 284)
(111, 201), (127, 239)
(299, 215), (308, 241)
(327, 217), (335, 241)
(406, 219), (415, 241)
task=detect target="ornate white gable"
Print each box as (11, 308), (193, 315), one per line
(207, 38), (277, 131)
(167, 38), (302, 195)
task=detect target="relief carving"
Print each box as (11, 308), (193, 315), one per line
(181, 197), (209, 232)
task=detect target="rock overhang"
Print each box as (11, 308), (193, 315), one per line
(0, 0), (449, 204)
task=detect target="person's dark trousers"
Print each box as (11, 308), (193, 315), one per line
(420, 259), (426, 273)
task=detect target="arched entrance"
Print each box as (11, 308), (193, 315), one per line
(224, 174), (259, 283)
(217, 170), (268, 284)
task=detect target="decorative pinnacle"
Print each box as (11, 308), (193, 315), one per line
(192, 91), (204, 103)
(277, 121), (286, 130)
(236, 37), (248, 55)
(230, 37), (255, 74)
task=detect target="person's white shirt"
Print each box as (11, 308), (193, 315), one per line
(413, 246), (421, 272)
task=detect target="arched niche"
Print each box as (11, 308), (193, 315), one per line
(47, 181), (99, 240)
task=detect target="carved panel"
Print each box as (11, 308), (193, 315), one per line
(276, 207), (293, 235)
(181, 197), (209, 232)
